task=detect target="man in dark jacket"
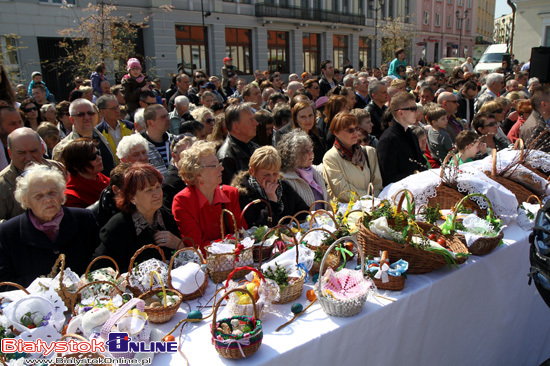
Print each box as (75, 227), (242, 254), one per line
(519, 86), (550, 151)
(377, 91), (427, 186)
(217, 103), (259, 185)
(353, 75), (370, 109)
(366, 80), (389, 138)
(456, 80), (477, 129)
(319, 60), (336, 97)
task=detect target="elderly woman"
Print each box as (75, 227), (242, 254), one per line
(278, 130), (328, 210)
(62, 138), (110, 208)
(40, 103), (57, 123)
(232, 146), (308, 227)
(275, 101), (327, 165)
(162, 135), (195, 209)
(116, 134), (150, 164)
(55, 101), (72, 138)
(0, 164), (99, 286)
(172, 140), (243, 254)
(323, 112), (383, 202)
(190, 106), (215, 137)
(95, 163), (182, 270)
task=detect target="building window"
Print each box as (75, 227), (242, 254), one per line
(458, 0), (463, 6)
(457, 18), (462, 30)
(423, 11), (429, 25)
(447, 0), (452, 4)
(359, 0), (364, 15)
(466, 19), (470, 31)
(467, 0), (472, 8)
(544, 26), (550, 47)
(436, 13), (441, 26)
(225, 28), (252, 75)
(0, 36), (19, 66)
(39, 0), (76, 4)
(359, 37), (371, 69)
(267, 31), (289, 73)
(333, 35), (348, 70)
(447, 15), (451, 28)
(303, 33), (320, 75)
(175, 25), (208, 76)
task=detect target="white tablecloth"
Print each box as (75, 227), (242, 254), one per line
(153, 224), (550, 366)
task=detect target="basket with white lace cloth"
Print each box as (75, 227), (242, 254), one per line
(314, 236), (372, 317)
(127, 244), (169, 296)
(168, 241), (208, 301)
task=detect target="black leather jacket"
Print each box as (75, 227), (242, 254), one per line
(217, 134), (259, 185)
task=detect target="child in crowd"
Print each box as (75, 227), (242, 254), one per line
(452, 130), (487, 165)
(426, 106), (454, 165)
(121, 58), (147, 117)
(27, 71), (51, 99)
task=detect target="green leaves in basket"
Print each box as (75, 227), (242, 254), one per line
(263, 263), (289, 291)
(422, 204), (442, 225)
(440, 215), (456, 236)
(425, 247), (460, 270)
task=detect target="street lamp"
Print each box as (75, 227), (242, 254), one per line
(369, 0), (385, 68)
(200, 0), (211, 74)
(455, 9), (469, 58)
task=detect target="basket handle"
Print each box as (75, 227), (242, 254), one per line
(299, 227), (339, 264)
(277, 214), (301, 228)
(167, 247), (207, 289)
(71, 280), (124, 315)
(224, 266), (266, 289)
(139, 270), (169, 308)
(526, 195), (542, 206)
(181, 237), (198, 249)
(258, 224), (295, 267)
(241, 199), (273, 228)
(491, 149), (498, 177)
(220, 208), (240, 245)
(309, 209), (339, 230)
(211, 288), (258, 331)
(308, 200), (332, 213)
(100, 298), (145, 340)
(47, 253), (66, 290)
(128, 244), (167, 275)
(0, 282), (30, 294)
(84, 256), (120, 280)
(335, 189), (359, 203)
(391, 189), (415, 215)
(440, 153), (454, 179)
(513, 138), (524, 150)
(451, 192), (495, 226)
(316, 236), (364, 294)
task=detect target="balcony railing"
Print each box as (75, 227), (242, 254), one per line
(255, 3), (365, 26)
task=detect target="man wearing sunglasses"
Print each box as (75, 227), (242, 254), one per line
(52, 99), (115, 176)
(437, 92), (464, 143)
(96, 94), (134, 163)
(377, 92), (427, 186)
(520, 86), (550, 151)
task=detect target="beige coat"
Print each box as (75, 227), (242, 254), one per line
(282, 166), (329, 210)
(322, 146), (383, 202)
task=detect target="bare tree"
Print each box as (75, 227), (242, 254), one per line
(378, 16), (416, 65)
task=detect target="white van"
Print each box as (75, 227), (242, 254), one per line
(474, 44), (508, 73)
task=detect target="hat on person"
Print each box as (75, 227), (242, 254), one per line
(201, 82), (217, 90)
(127, 58), (142, 71)
(31, 71), (42, 78)
(223, 57), (232, 63)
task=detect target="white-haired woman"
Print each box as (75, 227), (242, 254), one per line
(0, 164), (99, 287)
(40, 103), (57, 123)
(277, 130), (328, 210)
(172, 140), (244, 255)
(163, 134), (195, 209)
(116, 134), (149, 164)
(190, 106), (215, 137)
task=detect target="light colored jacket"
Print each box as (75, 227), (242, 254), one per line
(52, 127), (116, 167)
(282, 166), (329, 210)
(322, 146), (383, 202)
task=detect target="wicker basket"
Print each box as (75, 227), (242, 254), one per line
(211, 288), (263, 359)
(241, 199), (274, 262)
(257, 224), (294, 263)
(206, 209), (253, 284)
(0, 282), (30, 337)
(308, 200), (333, 212)
(513, 138), (549, 179)
(78, 255), (122, 295)
(315, 236), (370, 317)
(47, 254), (76, 309)
(127, 244), (168, 296)
(53, 333), (110, 366)
(449, 193), (504, 256)
(373, 275), (406, 291)
(138, 270), (183, 324)
(357, 189), (451, 274)
(71, 280), (124, 315)
(168, 244), (208, 301)
(300, 227), (342, 275)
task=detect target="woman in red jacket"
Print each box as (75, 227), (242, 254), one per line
(172, 140), (244, 255)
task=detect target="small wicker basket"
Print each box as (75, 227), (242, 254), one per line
(127, 244), (167, 296)
(78, 255), (122, 295)
(71, 280), (124, 315)
(211, 288), (263, 359)
(138, 270), (183, 324)
(168, 242), (209, 301)
(241, 199), (274, 262)
(300, 227), (341, 275)
(47, 254), (76, 309)
(315, 236), (370, 317)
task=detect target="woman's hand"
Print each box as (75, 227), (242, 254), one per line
(154, 231), (181, 249)
(263, 181), (279, 202)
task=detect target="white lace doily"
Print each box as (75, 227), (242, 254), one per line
(524, 150), (550, 172)
(260, 245), (314, 276)
(517, 203), (541, 231)
(128, 259), (169, 293)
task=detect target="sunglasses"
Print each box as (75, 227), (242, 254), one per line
(493, 108), (504, 113)
(345, 127), (359, 134)
(22, 106), (38, 112)
(72, 111), (97, 118)
(89, 150), (101, 161)
(143, 101), (156, 106)
(484, 122), (497, 127)
(398, 106), (418, 112)
(204, 118), (215, 124)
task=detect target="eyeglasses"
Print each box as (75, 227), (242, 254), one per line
(484, 122), (498, 127)
(143, 101), (156, 106)
(398, 106), (418, 112)
(101, 106), (120, 111)
(75, 81), (83, 84)
(493, 108), (504, 113)
(345, 127), (359, 134)
(71, 111), (97, 118)
(204, 118), (215, 124)
(89, 150), (101, 161)
(310, 86), (320, 90)
(448, 100), (459, 104)
(201, 162), (223, 169)
(22, 106), (38, 112)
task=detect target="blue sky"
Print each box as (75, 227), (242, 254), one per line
(495, 0), (513, 18)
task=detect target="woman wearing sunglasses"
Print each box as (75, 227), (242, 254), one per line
(19, 99), (41, 130)
(478, 100), (512, 145)
(190, 106), (215, 137)
(472, 112), (510, 154)
(61, 138), (110, 208)
(322, 112), (382, 203)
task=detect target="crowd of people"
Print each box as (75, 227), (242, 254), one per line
(0, 51), (549, 286)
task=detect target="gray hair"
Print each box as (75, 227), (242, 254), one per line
(368, 80), (384, 96)
(191, 106), (214, 124)
(343, 74), (355, 87)
(528, 77), (540, 86)
(69, 98), (95, 116)
(225, 103), (253, 132)
(14, 163), (66, 209)
(134, 108), (146, 130)
(486, 73), (504, 86)
(277, 129), (313, 172)
(174, 95), (189, 107)
(96, 94), (118, 110)
(116, 134), (149, 160)
(40, 103), (55, 116)
(506, 79), (518, 88)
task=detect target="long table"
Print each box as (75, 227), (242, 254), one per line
(153, 224), (550, 366)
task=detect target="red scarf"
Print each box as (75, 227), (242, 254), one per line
(334, 137), (366, 169)
(65, 173), (110, 208)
